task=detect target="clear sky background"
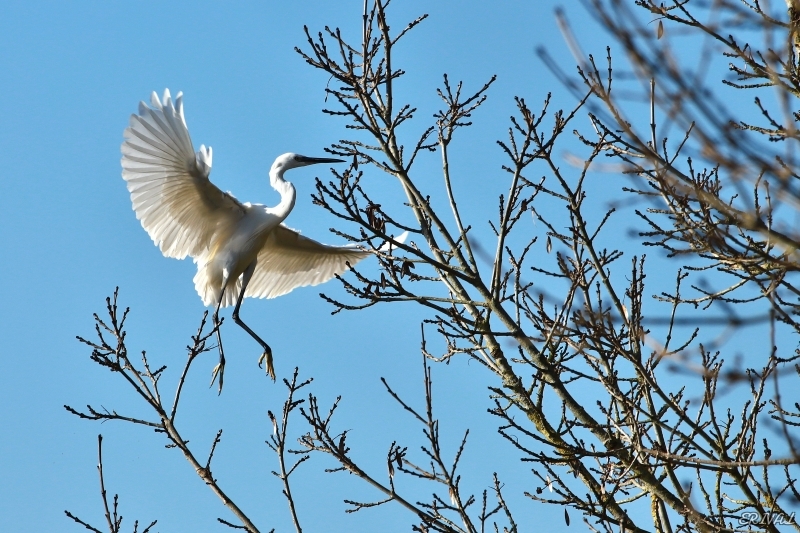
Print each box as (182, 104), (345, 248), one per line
(0, 1), (787, 532)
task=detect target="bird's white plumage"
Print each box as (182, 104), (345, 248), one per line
(121, 89), (370, 309)
(246, 225), (369, 299)
(122, 90), (245, 260)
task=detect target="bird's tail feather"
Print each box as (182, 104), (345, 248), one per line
(193, 262), (240, 308)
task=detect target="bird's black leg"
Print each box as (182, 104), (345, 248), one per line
(232, 262), (275, 380)
(210, 285), (228, 393)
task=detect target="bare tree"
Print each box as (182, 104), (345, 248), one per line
(69, 1), (800, 532)
(65, 435), (157, 533)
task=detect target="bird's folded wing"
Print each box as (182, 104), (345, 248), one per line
(121, 89), (245, 260)
(246, 225), (370, 299)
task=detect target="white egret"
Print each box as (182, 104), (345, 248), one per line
(121, 89), (371, 390)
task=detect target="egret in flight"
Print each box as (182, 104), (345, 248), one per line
(121, 89), (370, 390)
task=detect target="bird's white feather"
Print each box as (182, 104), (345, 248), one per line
(193, 263), (242, 308)
(121, 89), (245, 260)
(121, 90), (378, 311)
(245, 225), (369, 300)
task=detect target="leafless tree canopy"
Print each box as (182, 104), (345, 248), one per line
(68, 1), (800, 532)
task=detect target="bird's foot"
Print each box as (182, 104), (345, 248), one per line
(257, 348), (275, 381)
(211, 316), (226, 394)
(210, 361), (225, 394)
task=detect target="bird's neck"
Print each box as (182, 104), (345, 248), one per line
(268, 168), (296, 221)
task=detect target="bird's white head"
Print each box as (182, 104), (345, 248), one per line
(271, 152), (345, 173)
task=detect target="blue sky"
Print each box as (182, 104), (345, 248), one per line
(0, 1), (788, 532)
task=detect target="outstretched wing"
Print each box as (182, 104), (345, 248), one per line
(245, 225), (369, 299)
(121, 89), (245, 260)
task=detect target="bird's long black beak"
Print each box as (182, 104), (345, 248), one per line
(296, 155), (345, 165)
